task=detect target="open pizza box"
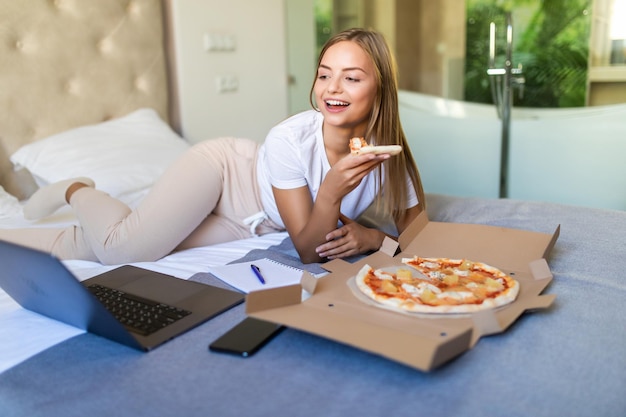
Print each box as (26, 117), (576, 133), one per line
(246, 211), (560, 371)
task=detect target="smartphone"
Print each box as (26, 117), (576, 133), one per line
(209, 317), (284, 357)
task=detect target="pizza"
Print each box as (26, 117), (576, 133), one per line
(349, 137), (402, 156)
(354, 256), (520, 314)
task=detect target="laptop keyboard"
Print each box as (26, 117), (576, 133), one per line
(87, 284), (192, 336)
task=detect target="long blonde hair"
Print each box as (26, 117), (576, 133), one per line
(310, 28), (425, 223)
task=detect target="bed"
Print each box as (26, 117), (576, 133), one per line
(0, 1), (625, 417)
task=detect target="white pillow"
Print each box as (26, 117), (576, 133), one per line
(10, 109), (189, 197)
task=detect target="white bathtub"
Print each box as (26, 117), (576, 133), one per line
(399, 90), (626, 211)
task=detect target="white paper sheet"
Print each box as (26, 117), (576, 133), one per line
(0, 230), (289, 374)
(208, 257), (305, 293)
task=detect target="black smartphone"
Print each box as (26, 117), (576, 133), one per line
(209, 317), (284, 357)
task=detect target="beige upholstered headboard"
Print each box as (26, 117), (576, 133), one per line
(0, 0), (178, 198)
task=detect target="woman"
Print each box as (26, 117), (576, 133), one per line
(0, 28), (424, 265)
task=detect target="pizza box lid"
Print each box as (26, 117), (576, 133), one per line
(397, 210), (559, 274)
(246, 210), (559, 371)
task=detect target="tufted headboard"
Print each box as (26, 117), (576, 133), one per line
(0, 0), (178, 198)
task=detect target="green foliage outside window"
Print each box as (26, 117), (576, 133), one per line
(315, 0), (333, 58)
(465, 0), (591, 107)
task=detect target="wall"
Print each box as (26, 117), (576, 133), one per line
(285, 0), (316, 115)
(587, 0), (626, 106)
(169, 0), (289, 143)
(356, 0), (467, 100)
(395, 0), (466, 99)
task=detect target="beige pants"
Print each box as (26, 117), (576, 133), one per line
(0, 137), (282, 264)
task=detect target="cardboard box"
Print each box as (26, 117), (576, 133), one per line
(246, 211), (559, 371)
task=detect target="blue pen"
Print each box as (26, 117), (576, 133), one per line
(250, 264), (266, 284)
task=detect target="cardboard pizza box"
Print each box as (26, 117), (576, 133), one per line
(246, 210), (559, 371)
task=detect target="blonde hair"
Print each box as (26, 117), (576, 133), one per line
(310, 28), (425, 223)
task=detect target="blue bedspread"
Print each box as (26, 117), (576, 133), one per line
(0, 194), (624, 417)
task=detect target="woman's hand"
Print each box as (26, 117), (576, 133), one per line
(315, 214), (385, 260)
(320, 153), (390, 204)
(273, 153), (389, 263)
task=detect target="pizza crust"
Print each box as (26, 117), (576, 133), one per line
(349, 137), (402, 156)
(355, 145), (402, 155)
(354, 259), (519, 315)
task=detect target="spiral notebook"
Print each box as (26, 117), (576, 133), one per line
(208, 258), (306, 293)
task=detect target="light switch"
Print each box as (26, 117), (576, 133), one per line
(204, 33), (236, 52)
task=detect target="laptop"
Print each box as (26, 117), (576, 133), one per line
(0, 240), (244, 351)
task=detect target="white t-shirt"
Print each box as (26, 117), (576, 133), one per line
(256, 110), (418, 231)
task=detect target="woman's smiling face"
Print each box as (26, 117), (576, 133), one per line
(314, 40), (378, 136)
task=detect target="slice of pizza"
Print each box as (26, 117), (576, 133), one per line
(349, 137), (402, 156)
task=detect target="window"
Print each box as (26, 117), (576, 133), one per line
(313, 0), (626, 107)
